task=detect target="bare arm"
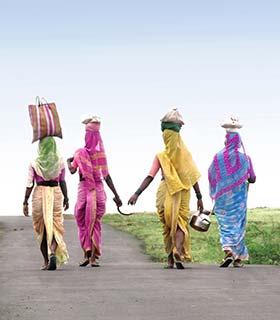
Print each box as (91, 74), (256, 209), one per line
(128, 175), (154, 205)
(67, 157), (77, 174)
(193, 182), (204, 212)
(104, 174), (122, 207)
(23, 185), (34, 216)
(59, 181), (69, 210)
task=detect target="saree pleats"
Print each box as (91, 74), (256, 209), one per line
(32, 186), (69, 265)
(214, 182), (249, 260)
(75, 181), (106, 257)
(156, 180), (192, 261)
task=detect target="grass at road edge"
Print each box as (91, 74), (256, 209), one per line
(103, 208), (280, 265)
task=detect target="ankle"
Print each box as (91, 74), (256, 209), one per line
(167, 256), (174, 263)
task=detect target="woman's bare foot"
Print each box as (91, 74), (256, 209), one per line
(233, 259), (244, 268)
(90, 256), (100, 267)
(79, 258), (90, 267)
(174, 248), (184, 260)
(173, 249), (185, 269)
(220, 252), (234, 268)
(40, 258), (49, 270)
(40, 262), (48, 270)
(173, 249), (182, 262)
(90, 249), (100, 267)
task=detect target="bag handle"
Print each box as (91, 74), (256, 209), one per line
(35, 96), (50, 108)
(40, 97), (49, 106)
(35, 96), (41, 107)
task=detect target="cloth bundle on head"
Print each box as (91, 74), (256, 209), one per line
(33, 136), (63, 180)
(161, 108), (185, 124)
(161, 108), (184, 132)
(81, 115), (101, 125)
(221, 115), (242, 132)
(73, 115), (109, 190)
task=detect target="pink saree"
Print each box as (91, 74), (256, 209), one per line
(72, 122), (109, 257)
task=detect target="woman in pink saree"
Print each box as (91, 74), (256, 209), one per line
(67, 117), (122, 267)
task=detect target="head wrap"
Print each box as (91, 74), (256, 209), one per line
(161, 122), (182, 133)
(208, 132), (250, 200)
(85, 122), (101, 132)
(73, 117), (109, 190)
(157, 129), (201, 194)
(33, 136), (63, 180)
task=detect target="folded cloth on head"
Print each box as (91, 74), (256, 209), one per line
(81, 115), (101, 124)
(161, 108), (184, 125)
(221, 115), (242, 132)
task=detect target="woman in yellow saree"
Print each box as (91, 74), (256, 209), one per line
(128, 109), (204, 269)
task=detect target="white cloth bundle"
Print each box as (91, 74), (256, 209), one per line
(161, 108), (185, 125)
(221, 115), (242, 132)
(81, 115), (101, 124)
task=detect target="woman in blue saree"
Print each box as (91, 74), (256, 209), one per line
(208, 124), (256, 267)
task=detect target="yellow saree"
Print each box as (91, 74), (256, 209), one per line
(32, 186), (69, 265)
(156, 129), (200, 261)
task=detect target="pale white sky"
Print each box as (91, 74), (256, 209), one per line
(0, 1), (279, 215)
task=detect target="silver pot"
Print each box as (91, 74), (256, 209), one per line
(190, 210), (211, 232)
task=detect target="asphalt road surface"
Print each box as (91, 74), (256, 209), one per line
(0, 216), (279, 320)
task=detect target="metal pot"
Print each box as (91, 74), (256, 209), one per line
(190, 210), (211, 232)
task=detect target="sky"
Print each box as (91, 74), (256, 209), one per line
(0, 0), (279, 215)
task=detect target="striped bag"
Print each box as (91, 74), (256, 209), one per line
(28, 97), (63, 143)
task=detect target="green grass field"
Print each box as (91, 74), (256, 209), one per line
(103, 208), (280, 265)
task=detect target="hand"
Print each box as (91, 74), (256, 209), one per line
(23, 203), (29, 217)
(128, 194), (139, 205)
(63, 198), (69, 211)
(197, 199), (204, 213)
(113, 196), (122, 207)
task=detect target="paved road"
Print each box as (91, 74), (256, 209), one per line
(0, 216), (279, 320)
